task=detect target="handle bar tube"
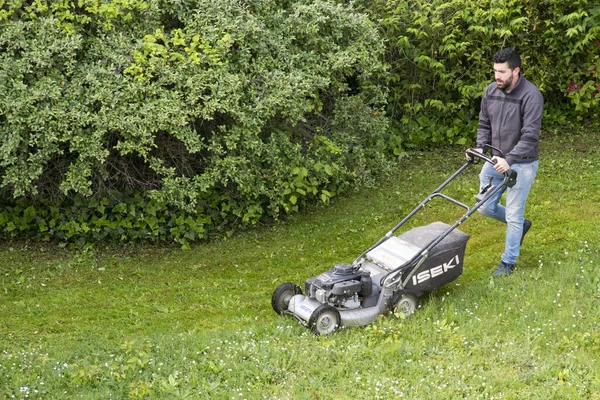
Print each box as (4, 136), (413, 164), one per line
(350, 150), (517, 290)
(385, 175), (512, 289)
(352, 162), (472, 265)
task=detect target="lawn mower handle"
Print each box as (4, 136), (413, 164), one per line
(465, 147), (495, 165)
(353, 147), (518, 279)
(465, 146), (517, 185)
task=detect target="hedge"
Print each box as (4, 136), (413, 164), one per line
(357, 0), (599, 148)
(0, 0), (389, 247)
(1, 0), (598, 247)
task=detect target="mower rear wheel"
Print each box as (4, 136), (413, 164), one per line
(391, 292), (419, 317)
(308, 305), (341, 335)
(271, 283), (303, 315)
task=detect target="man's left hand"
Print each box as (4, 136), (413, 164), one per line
(492, 156), (510, 173)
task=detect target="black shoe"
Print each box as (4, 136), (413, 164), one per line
(492, 261), (515, 277)
(521, 219), (532, 245)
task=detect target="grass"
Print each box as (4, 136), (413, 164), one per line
(1, 130), (600, 399)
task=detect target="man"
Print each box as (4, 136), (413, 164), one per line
(473, 47), (544, 277)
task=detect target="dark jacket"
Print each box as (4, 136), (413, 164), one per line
(476, 74), (544, 165)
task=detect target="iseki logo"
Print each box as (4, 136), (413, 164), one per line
(411, 254), (460, 285)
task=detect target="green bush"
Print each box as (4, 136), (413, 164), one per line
(358, 0), (600, 148)
(2, 0), (598, 246)
(0, 0), (389, 246)
(0, 192), (210, 249)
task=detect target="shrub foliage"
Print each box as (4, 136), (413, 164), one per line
(0, 0), (389, 246)
(1, 0), (599, 246)
(357, 0), (599, 149)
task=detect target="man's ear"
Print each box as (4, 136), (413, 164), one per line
(513, 66), (521, 75)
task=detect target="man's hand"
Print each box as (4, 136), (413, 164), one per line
(492, 156), (509, 173)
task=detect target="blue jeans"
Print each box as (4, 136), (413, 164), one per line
(478, 160), (538, 265)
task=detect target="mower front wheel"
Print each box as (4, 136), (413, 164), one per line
(271, 283), (303, 315)
(391, 292), (419, 318)
(308, 305), (341, 335)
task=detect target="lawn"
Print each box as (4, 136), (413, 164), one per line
(1, 131), (600, 399)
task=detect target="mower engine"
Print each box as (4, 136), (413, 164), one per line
(304, 263), (372, 309)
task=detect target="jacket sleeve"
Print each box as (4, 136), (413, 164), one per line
(505, 89), (544, 165)
(476, 88), (491, 149)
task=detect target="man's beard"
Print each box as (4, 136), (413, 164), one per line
(496, 76), (513, 92)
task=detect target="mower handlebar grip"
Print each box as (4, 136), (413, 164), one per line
(465, 148), (517, 185)
(465, 148), (495, 165)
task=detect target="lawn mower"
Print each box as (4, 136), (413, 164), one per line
(271, 147), (517, 335)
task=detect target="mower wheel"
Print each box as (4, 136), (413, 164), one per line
(391, 292), (419, 318)
(308, 305), (341, 335)
(271, 283), (303, 315)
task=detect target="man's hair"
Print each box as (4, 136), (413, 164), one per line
(493, 47), (521, 70)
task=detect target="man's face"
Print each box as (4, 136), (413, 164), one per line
(493, 62), (520, 91)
